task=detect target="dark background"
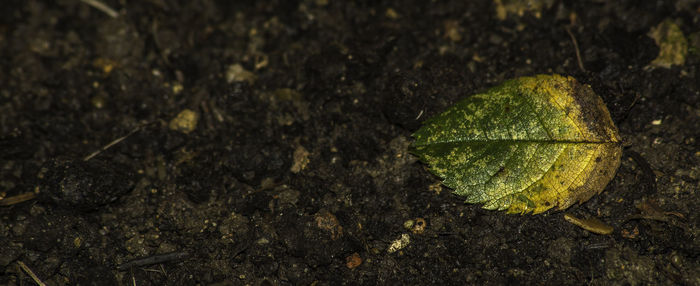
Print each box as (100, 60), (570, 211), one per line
(1, 0), (698, 285)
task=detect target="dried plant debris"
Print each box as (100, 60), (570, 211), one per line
(494, 0), (555, 20)
(648, 19), (688, 69)
(564, 213), (613, 235)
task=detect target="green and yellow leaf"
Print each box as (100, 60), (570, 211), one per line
(411, 74), (621, 214)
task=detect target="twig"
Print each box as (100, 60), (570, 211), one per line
(80, 0), (119, 18)
(628, 92), (640, 110)
(415, 110), (424, 120)
(565, 26), (586, 72)
(116, 252), (190, 270)
(83, 122), (158, 161)
(584, 242), (610, 250)
(83, 127), (138, 161)
(17, 261), (47, 286)
(0, 191), (37, 206)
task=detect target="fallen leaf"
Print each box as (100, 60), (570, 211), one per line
(411, 74), (621, 214)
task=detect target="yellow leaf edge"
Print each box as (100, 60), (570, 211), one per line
(505, 75), (622, 214)
(412, 74), (623, 214)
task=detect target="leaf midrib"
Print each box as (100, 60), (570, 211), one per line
(413, 139), (618, 147)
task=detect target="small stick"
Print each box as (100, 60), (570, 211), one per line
(0, 191), (37, 206)
(584, 242), (610, 250)
(415, 110), (424, 120)
(116, 252), (190, 270)
(565, 26), (586, 72)
(83, 122), (159, 161)
(80, 0), (119, 18)
(17, 261), (47, 286)
(83, 127), (139, 161)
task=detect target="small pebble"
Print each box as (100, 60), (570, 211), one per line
(169, 109), (198, 134)
(387, 234), (410, 253)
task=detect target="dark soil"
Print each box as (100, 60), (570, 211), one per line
(1, 1), (698, 285)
